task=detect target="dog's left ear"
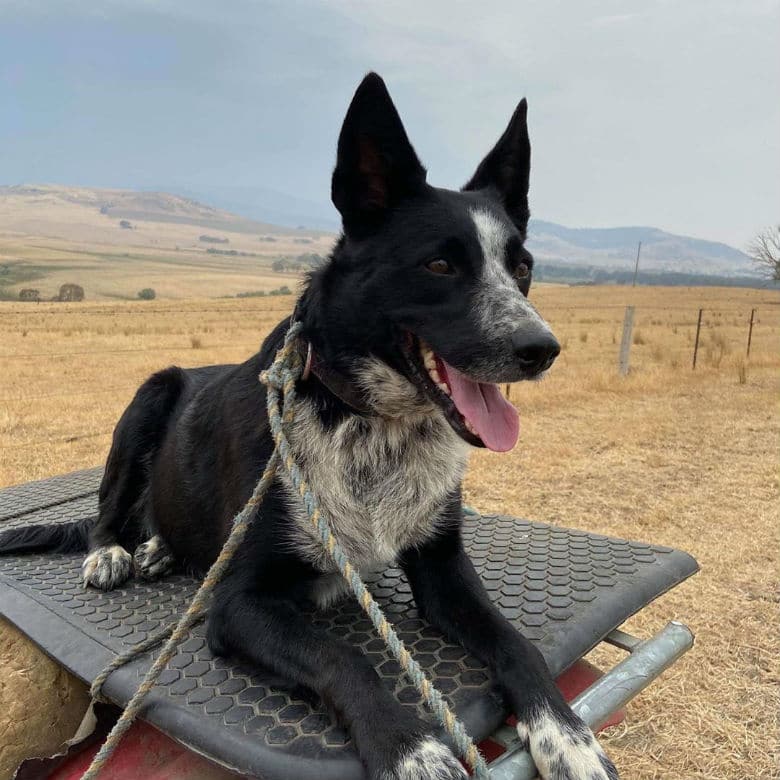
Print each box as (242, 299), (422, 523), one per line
(463, 99), (531, 234)
(332, 73), (427, 236)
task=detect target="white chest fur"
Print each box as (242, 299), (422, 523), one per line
(280, 397), (470, 580)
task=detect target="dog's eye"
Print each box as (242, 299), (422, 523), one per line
(514, 263), (530, 280)
(426, 258), (454, 275)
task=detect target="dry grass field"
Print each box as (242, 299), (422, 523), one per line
(0, 284), (778, 779)
(0, 185), (334, 302)
(0, 236), (308, 301)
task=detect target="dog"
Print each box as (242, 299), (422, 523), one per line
(0, 73), (618, 780)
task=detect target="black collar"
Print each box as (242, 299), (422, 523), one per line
(298, 338), (373, 415)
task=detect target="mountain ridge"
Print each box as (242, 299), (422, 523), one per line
(527, 219), (752, 276)
(0, 183), (755, 278)
(160, 183), (755, 277)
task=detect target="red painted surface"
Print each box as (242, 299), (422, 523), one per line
(52, 660), (625, 780)
(50, 720), (239, 780)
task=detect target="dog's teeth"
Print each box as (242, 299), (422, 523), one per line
(420, 342), (437, 371)
(420, 343), (450, 396)
(464, 419), (477, 435)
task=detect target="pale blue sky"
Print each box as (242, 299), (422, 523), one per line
(1, 0), (778, 247)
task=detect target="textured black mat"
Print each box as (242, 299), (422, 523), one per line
(0, 469), (698, 780)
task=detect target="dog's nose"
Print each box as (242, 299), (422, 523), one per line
(511, 329), (560, 373)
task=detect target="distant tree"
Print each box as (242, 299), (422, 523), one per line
(19, 288), (40, 302)
(119, 220), (133, 229)
(747, 225), (780, 282)
(58, 283), (84, 302)
(199, 235), (229, 244)
(138, 288), (156, 300)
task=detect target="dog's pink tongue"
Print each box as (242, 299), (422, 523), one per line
(441, 360), (519, 452)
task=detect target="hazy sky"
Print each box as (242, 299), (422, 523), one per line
(1, 0), (778, 247)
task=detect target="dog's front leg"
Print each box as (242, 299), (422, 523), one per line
(401, 515), (619, 780)
(207, 582), (467, 780)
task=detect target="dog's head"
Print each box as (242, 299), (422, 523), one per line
(303, 73), (559, 452)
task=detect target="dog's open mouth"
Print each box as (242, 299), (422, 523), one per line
(404, 335), (520, 452)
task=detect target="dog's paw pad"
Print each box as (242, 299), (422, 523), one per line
(383, 737), (468, 780)
(133, 535), (175, 580)
(82, 545), (132, 590)
(516, 709), (619, 780)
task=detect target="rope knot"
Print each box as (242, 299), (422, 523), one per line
(259, 322), (305, 391)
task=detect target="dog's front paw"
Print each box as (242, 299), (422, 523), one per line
(516, 708), (619, 780)
(82, 544), (132, 590)
(380, 736), (467, 780)
(133, 535), (175, 580)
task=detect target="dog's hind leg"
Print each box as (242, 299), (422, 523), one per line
(84, 367), (186, 590)
(133, 534), (175, 580)
(81, 545), (132, 591)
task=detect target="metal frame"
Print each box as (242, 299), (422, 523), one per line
(487, 621), (695, 779)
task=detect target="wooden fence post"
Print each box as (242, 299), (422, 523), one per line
(746, 308), (756, 358)
(632, 242), (642, 287)
(619, 306), (635, 376)
(692, 308), (703, 369)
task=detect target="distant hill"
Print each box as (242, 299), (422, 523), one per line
(527, 220), (755, 278)
(158, 184), (342, 232)
(0, 184), (319, 238)
(0, 184), (761, 294)
(170, 184), (756, 280)
(0, 184), (334, 301)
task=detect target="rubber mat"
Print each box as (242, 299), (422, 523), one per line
(0, 468), (698, 780)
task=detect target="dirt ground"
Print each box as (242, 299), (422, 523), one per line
(0, 285), (778, 779)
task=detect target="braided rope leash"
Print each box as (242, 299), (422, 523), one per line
(81, 322), (488, 780)
(263, 327), (488, 778)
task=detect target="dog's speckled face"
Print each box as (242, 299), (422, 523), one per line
(306, 73), (560, 452)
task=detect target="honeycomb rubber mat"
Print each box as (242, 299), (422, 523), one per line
(0, 468), (698, 780)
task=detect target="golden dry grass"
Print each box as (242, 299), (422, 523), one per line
(0, 235), (326, 301)
(0, 184), (335, 302)
(0, 284), (778, 779)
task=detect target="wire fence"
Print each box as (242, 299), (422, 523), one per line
(1, 303), (778, 452)
(1, 302), (775, 316)
(0, 304), (297, 317)
(0, 344), (259, 360)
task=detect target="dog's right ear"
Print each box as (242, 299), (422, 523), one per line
(463, 99), (531, 235)
(331, 73), (427, 236)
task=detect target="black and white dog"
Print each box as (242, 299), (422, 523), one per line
(0, 74), (618, 780)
